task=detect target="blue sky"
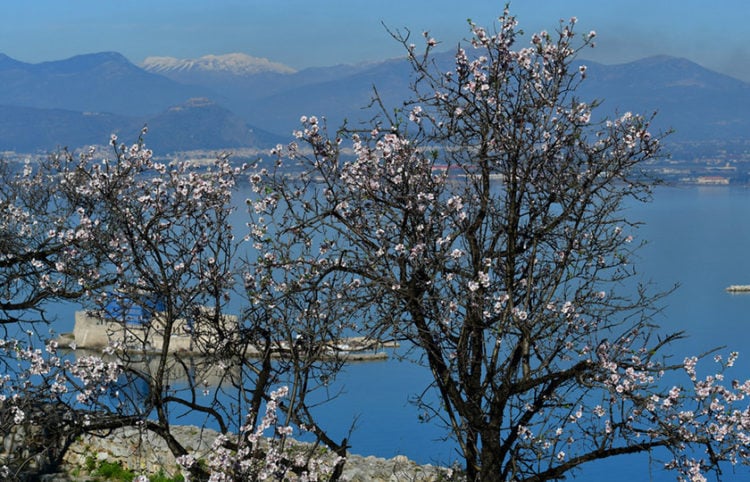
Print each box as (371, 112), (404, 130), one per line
(2, 1), (750, 81)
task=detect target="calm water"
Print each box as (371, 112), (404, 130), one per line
(47, 185), (750, 480)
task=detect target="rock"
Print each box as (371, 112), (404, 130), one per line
(38, 474), (73, 482)
(55, 424), (463, 481)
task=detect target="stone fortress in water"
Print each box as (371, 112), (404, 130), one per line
(62, 295), (394, 361)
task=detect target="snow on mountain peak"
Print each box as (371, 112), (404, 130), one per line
(142, 53), (296, 75)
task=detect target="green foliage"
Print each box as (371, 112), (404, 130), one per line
(91, 460), (135, 481)
(80, 456), (183, 482)
(150, 469), (185, 482)
(84, 455), (97, 472)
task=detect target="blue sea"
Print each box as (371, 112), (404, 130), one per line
(47, 184), (750, 480)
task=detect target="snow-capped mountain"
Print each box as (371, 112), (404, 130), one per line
(142, 53), (296, 76)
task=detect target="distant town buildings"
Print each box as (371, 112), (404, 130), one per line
(696, 176), (730, 185)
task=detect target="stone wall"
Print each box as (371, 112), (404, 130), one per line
(72, 309), (238, 355)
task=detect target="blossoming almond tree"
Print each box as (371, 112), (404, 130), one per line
(248, 9), (750, 482)
(60, 134), (245, 462)
(61, 135), (347, 479)
(0, 135), (240, 477)
(0, 154), (114, 328)
(0, 151), (125, 477)
(0, 134), (346, 480)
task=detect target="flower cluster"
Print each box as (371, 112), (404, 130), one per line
(179, 386), (341, 482)
(0, 134), (252, 478)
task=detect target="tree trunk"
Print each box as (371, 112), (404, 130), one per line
(479, 437), (505, 482)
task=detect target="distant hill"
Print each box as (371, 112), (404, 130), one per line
(241, 57), (417, 135)
(0, 98), (283, 154)
(0, 52), (209, 116)
(577, 55), (750, 141)
(0, 104), (129, 152)
(143, 97), (284, 153)
(2, 51), (750, 156)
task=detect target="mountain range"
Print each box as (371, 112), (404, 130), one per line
(0, 50), (749, 156)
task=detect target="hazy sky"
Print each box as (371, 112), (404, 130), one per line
(2, 1), (750, 81)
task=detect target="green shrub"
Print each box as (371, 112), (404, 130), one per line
(150, 469), (185, 482)
(92, 459), (135, 480)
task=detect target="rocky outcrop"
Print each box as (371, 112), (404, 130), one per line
(54, 425), (462, 481)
